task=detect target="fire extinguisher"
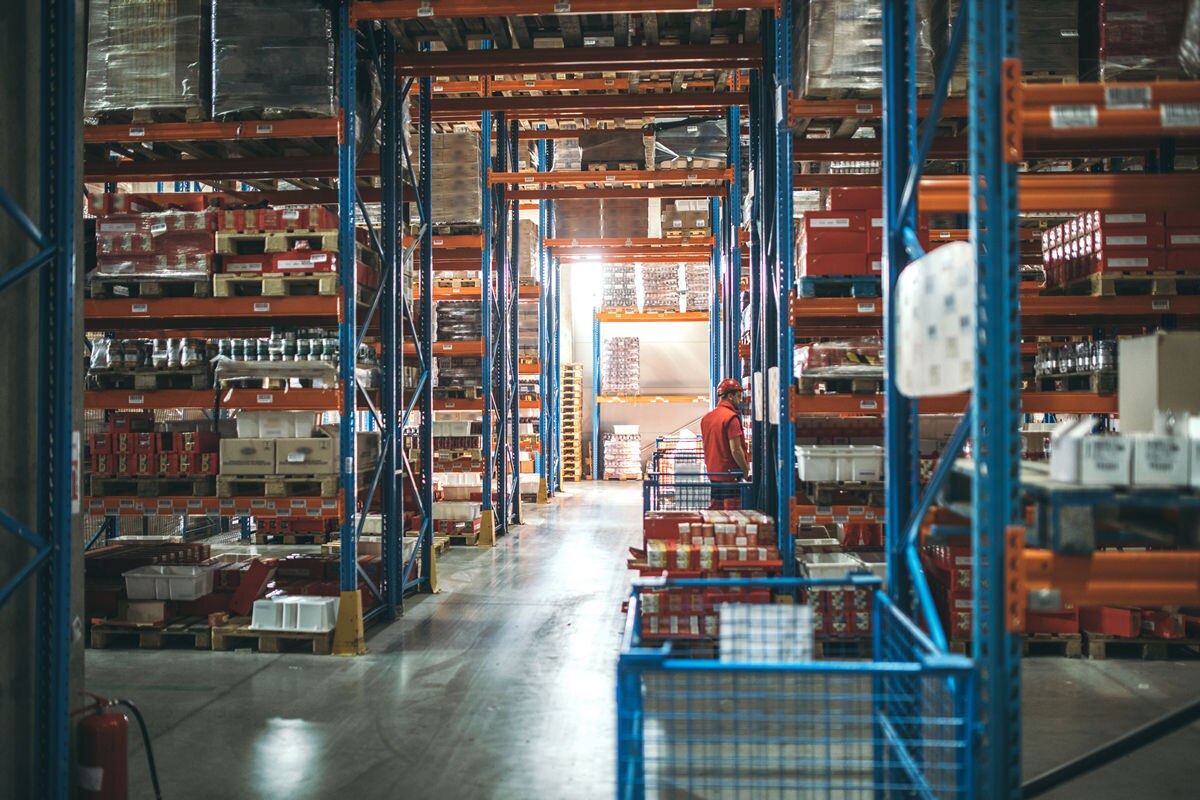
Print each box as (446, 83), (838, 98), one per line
(76, 694), (163, 800)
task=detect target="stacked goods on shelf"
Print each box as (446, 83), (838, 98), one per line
(600, 337), (640, 395)
(561, 363), (584, 481)
(90, 208), (216, 296)
(1093, 0), (1190, 81)
(601, 263), (638, 312)
(794, 339), (883, 393)
(1042, 211), (1200, 292)
(88, 411), (220, 492)
(84, 0), (207, 120)
(661, 199), (712, 238)
(653, 120), (728, 168)
(684, 263), (711, 312)
(517, 219), (540, 280)
(555, 199), (602, 240)
(603, 427), (642, 480)
(552, 138), (583, 171)
(629, 510), (781, 641)
(517, 301), (539, 359)
(934, 0), (1079, 85)
(211, 0), (335, 119)
(794, 189), (890, 297)
(639, 264), (683, 313)
(428, 133), (483, 227)
(796, 540), (883, 644)
(792, 0), (935, 97)
(577, 130), (647, 168)
(429, 418), (484, 542)
(1033, 339), (1118, 393)
(601, 199), (650, 240)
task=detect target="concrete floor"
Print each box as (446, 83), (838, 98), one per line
(87, 482), (1200, 799)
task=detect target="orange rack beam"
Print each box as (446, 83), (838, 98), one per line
(405, 234), (484, 249)
(84, 296), (344, 331)
(597, 394), (710, 404)
(513, 186), (725, 200)
(432, 398), (541, 412)
(546, 237), (715, 248)
(553, 245), (713, 261)
(1022, 549), (1200, 608)
(83, 116), (341, 145)
(596, 311), (709, 323)
(791, 502), (884, 526)
(353, 0), (774, 20)
(405, 340), (486, 357)
(490, 168), (731, 186)
(1021, 80), (1200, 139)
(789, 390), (1117, 417)
(84, 495), (343, 518)
(789, 97), (970, 122)
(84, 388), (351, 411)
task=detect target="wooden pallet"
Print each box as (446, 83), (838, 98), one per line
(663, 228), (711, 240)
(253, 531), (330, 546)
(211, 617), (334, 656)
(1084, 634), (1200, 661)
(89, 276), (211, 299)
(814, 637), (872, 659)
(427, 223), (485, 236)
(86, 366), (212, 392)
(89, 617), (212, 650)
(213, 272), (338, 298)
(1053, 271), (1200, 298)
(216, 474), (339, 499)
(1034, 370), (1117, 394)
(950, 633), (1083, 658)
(215, 230), (343, 255)
(796, 375), (884, 395)
(88, 475), (215, 498)
(92, 105), (206, 124)
(585, 161), (642, 171)
(797, 275), (882, 299)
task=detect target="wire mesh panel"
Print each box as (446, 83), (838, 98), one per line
(617, 580), (973, 800)
(644, 471), (750, 512)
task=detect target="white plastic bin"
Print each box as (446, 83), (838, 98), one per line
(122, 565), (214, 601)
(250, 596), (340, 633)
(797, 551), (867, 580)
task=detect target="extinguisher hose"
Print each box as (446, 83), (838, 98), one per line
(111, 698), (163, 800)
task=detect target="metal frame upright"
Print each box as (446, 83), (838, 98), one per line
(0, 0), (76, 792)
(506, 121), (523, 523)
(725, 105), (743, 382)
(709, 195), (723, 399)
(537, 135), (562, 499)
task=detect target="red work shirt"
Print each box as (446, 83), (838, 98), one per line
(700, 399), (747, 481)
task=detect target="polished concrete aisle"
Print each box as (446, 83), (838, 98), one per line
(86, 482), (1200, 799)
(87, 482), (645, 800)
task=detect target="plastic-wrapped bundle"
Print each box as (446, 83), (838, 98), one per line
(211, 0), (334, 118)
(433, 357), (482, 389)
(601, 337), (640, 396)
(601, 199), (649, 240)
(653, 120), (728, 168)
(793, 0), (934, 97)
(555, 200), (602, 240)
(578, 130), (646, 168)
(601, 263), (638, 312)
(794, 339), (884, 382)
(639, 264), (683, 313)
(661, 199), (712, 236)
(518, 303), (539, 358)
(603, 432), (642, 479)
(1186, 0), (1200, 77)
(684, 264), (711, 312)
(935, 0), (1078, 85)
(93, 209), (216, 277)
(84, 0), (206, 118)
(427, 133), (483, 227)
(434, 301), (482, 341)
(517, 220), (540, 279)
(1096, 0), (1188, 81)
(553, 139), (583, 171)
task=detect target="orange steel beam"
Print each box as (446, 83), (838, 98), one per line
(920, 174), (1200, 213)
(792, 137), (1198, 161)
(429, 92), (749, 121)
(84, 154), (382, 182)
(789, 390), (1118, 416)
(595, 393), (710, 403)
(353, 0), (774, 19)
(514, 186), (724, 200)
(1022, 550), (1200, 608)
(545, 237), (715, 247)
(1022, 80), (1200, 105)
(561, 252), (714, 263)
(405, 234), (484, 249)
(1023, 108), (1200, 139)
(84, 296), (344, 330)
(83, 116), (341, 145)
(83, 388), (348, 411)
(399, 45), (758, 77)
(490, 168), (731, 186)
(552, 245), (712, 259)
(789, 97), (970, 121)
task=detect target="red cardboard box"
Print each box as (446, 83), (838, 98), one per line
(1167, 230), (1200, 250)
(1140, 609), (1185, 639)
(800, 252), (870, 277)
(172, 431), (221, 453)
(155, 453), (181, 476)
(828, 187), (882, 211)
(90, 433), (112, 454)
(90, 453), (113, 477)
(1080, 606), (1141, 638)
(110, 411), (154, 432)
(273, 250), (336, 273)
(1166, 250), (1200, 271)
(1025, 609), (1079, 635)
(222, 254), (271, 274)
(1165, 211), (1200, 227)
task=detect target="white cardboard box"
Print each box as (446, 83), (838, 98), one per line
(219, 438), (275, 475)
(1049, 420), (1130, 486)
(1130, 435), (1189, 487)
(1118, 331), (1200, 433)
(274, 437), (336, 475)
(236, 411), (317, 439)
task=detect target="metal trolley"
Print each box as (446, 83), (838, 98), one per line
(643, 469), (751, 512)
(616, 576), (975, 799)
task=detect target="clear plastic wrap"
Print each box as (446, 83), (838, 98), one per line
(1185, 0), (1200, 77)
(429, 133), (483, 227)
(92, 209), (217, 278)
(601, 264), (639, 312)
(433, 357), (482, 389)
(684, 264), (711, 312)
(639, 264), (683, 313)
(653, 120), (728, 167)
(603, 432), (642, 479)
(578, 130), (647, 167)
(793, 0), (935, 97)
(517, 220), (540, 279)
(434, 300), (483, 341)
(1096, 0), (1188, 81)
(552, 139), (583, 172)
(937, 0), (1079, 83)
(85, 0), (206, 118)
(517, 304), (539, 358)
(211, 0), (335, 118)
(555, 199), (602, 240)
(601, 337), (640, 396)
(601, 199), (649, 240)
(794, 339), (884, 381)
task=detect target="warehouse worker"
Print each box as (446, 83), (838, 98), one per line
(701, 378), (750, 509)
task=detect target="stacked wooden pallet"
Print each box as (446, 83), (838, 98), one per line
(561, 363), (584, 481)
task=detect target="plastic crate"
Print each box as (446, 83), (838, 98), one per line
(122, 565), (214, 601)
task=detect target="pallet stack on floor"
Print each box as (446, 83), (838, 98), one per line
(561, 363), (584, 481)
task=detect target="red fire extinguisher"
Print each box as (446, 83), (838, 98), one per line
(76, 694), (163, 800)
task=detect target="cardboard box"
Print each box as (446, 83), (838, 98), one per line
(274, 438), (336, 475)
(236, 411), (317, 439)
(827, 187), (882, 211)
(1049, 420), (1131, 486)
(119, 600), (170, 625)
(1025, 609), (1079, 635)
(219, 439), (276, 475)
(1129, 434), (1188, 486)
(1119, 332), (1200, 433)
(1080, 607), (1140, 638)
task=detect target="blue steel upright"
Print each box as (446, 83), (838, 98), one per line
(726, 105), (743, 382)
(537, 135), (551, 498)
(592, 310), (601, 480)
(479, 57), (497, 544)
(508, 121), (522, 523)
(416, 67), (436, 584)
(773, 1), (796, 575)
(709, 196), (722, 400)
(747, 69), (766, 511)
(496, 117), (510, 529)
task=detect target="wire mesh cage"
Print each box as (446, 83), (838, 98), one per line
(643, 469), (750, 512)
(617, 577), (974, 800)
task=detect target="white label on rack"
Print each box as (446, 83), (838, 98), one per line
(1152, 299), (1171, 311)
(848, 506), (865, 516)
(936, 231), (953, 238)
(833, 514), (849, 524)
(150, 222), (167, 235)
(127, 394), (144, 405)
(855, 103), (874, 114)
(810, 217), (851, 228)
(524, 176), (535, 183)
(310, 253), (328, 262)
(1108, 257), (1149, 268)
(128, 126), (145, 137)
(1162, 104), (1200, 128)
(440, 344), (454, 351)
(1170, 234), (1200, 245)
(433, 238), (444, 245)
(525, 80), (536, 88)
(871, 217), (883, 227)
(859, 399), (879, 410)
(799, 515), (816, 525)
(256, 124), (274, 134)
(857, 302), (876, 313)
(1104, 213), (1147, 224)
(1050, 105), (1099, 129)
(282, 208), (300, 220)
(252, 302), (270, 313)
(256, 394), (274, 404)
(816, 505), (832, 516)
(130, 303), (148, 314)
(433, 84), (444, 92)
(1104, 85), (1151, 110)
(187, 499), (203, 509)
(1106, 235), (1147, 246)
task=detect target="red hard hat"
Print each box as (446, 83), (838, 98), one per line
(716, 379), (743, 397)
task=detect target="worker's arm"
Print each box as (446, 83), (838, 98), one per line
(728, 437), (750, 475)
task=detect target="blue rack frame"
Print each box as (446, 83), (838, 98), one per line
(0, 0), (75, 792)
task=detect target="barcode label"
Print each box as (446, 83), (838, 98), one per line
(128, 127), (145, 137)
(1104, 213), (1147, 224)
(799, 515), (816, 525)
(856, 103), (874, 114)
(1108, 257), (1148, 268)
(282, 209), (299, 220)
(1050, 105), (1098, 129)
(253, 302), (270, 312)
(127, 394), (144, 405)
(130, 303), (148, 314)
(1104, 85), (1151, 110)
(1162, 104), (1200, 128)
(433, 238), (444, 245)
(310, 253), (328, 262)
(256, 124), (273, 134)
(1152, 299), (1171, 311)
(150, 222), (168, 235)
(833, 515), (849, 524)
(860, 399), (879, 410)
(256, 394), (274, 404)
(524, 176), (535, 183)
(848, 506), (865, 515)
(1106, 235), (1147, 246)
(816, 506), (832, 516)
(810, 217), (851, 228)
(857, 302), (876, 313)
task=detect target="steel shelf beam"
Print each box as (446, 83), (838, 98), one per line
(429, 93), (749, 121)
(490, 169), (731, 186)
(789, 391), (1117, 417)
(395, 45), (760, 76)
(83, 116), (341, 144)
(83, 296), (347, 330)
(84, 496), (341, 518)
(596, 394), (710, 404)
(1022, 550), (1200, 608)
(512, 187), (726, 200)
(83, 388), (352, 411)
(354, 0), (773, 19)
(546, 237), (715, 248)
(84, 154), (382, 183)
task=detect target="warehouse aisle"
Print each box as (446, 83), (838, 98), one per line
(86, 482), (644, 800)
